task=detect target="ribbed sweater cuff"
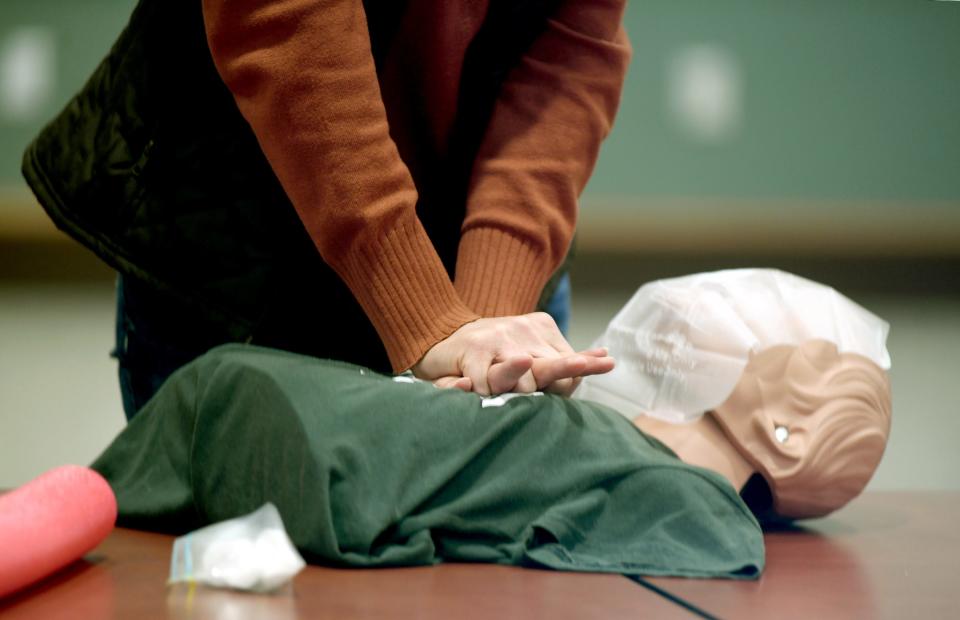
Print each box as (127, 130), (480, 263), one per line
(454, 227), (554, 317)
(339, 218), (479, 373)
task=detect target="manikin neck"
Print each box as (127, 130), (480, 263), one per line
(631, 412), (755, 492)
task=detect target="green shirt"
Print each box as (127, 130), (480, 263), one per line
(92, 344), (764, 579)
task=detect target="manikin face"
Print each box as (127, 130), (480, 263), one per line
(711, 340), (892, 519)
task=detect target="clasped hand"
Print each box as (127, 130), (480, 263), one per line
(412, 312), (614, 397)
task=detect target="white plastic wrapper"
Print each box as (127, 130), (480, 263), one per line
(575, 269), (891, 423)
(169, 503), (306, 592)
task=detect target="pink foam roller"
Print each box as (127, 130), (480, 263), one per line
(0, 465), (117, 599)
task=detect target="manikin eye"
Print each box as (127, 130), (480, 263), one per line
(774, 425), (790, 444)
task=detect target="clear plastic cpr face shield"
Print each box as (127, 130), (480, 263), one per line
(575, 269), (892, 519)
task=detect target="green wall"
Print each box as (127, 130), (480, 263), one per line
(2, 0), (958, 216)
(0, 0), (137, 186)
(587, 0), (960, 211)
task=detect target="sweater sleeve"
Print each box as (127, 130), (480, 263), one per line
(454, 0), (631, 317)
(200, 0), (478, 372)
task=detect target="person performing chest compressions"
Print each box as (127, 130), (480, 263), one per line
(22, 0), (628, 418)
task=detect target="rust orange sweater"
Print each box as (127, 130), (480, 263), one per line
(201, 0), (630, 372)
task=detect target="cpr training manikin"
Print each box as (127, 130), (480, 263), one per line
(576, 269), (893, 520)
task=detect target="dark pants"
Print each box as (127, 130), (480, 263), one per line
(112, 274), (572, 421)
(112, 276), (223, 419)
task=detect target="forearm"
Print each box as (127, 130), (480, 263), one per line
(456, 0), (631, 316)
(202, 0), (477, 371)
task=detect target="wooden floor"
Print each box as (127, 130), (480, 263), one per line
(1, 492), (957, 619)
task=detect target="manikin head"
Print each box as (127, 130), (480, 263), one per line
(632, 339), (892, 520)
(575, 269), (894, 520)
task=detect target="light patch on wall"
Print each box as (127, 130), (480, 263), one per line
(0, 27), (57, 123)
(667, 45), (742, 143)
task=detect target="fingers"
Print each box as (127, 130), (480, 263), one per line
(577, 346), (609, 358)
(532, 355), (587, 389)
(545, 378), (576, 396)
(532, 354), (616, 386)
(531, 353), (616, 396)
(513, 369), (539, 394)
(487, 355), (534, 394)
(578, 352), (616, 376)
(433, 376), (473, 391)
(484, 346), (615, 396)
(461, 353), (493, 396)
(410, 314), (614, 397)
(430, 349), (615, 397)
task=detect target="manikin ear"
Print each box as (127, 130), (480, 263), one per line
(711, 340), (892, 520)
